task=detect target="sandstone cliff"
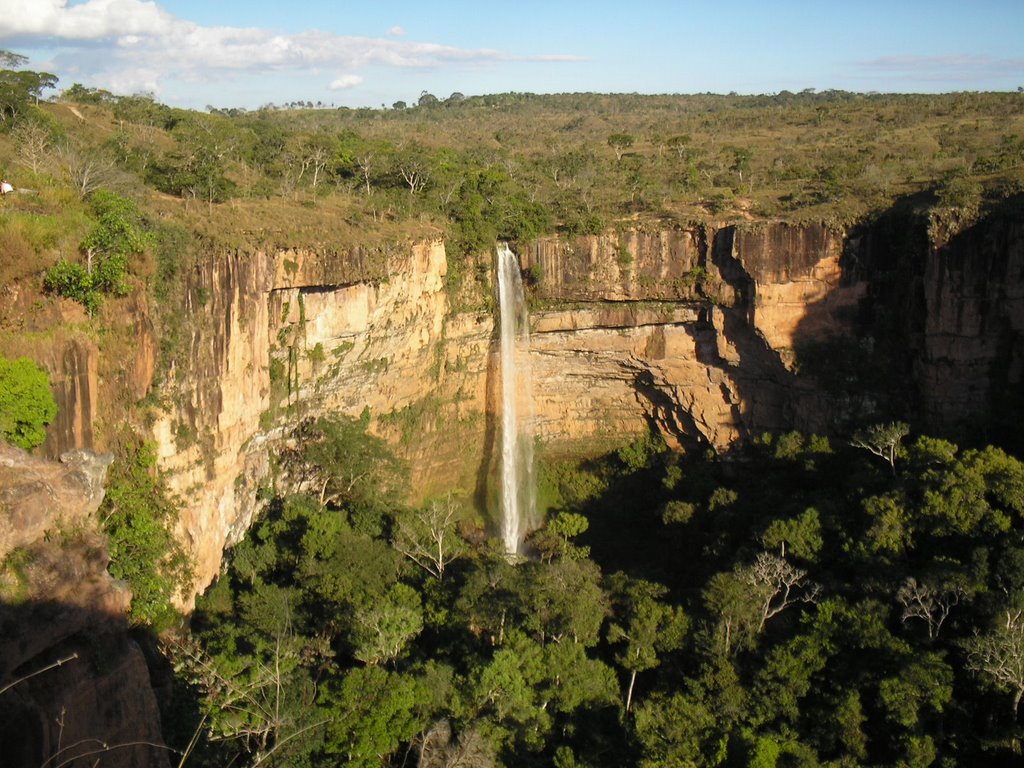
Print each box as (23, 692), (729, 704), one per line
(133, 221), (870, 599)
(18, 207), (1023, 603)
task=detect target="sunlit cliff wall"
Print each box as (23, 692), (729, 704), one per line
(26, 209), (1024, 601)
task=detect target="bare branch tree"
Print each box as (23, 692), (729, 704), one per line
(965, 609), (1024, 718)
(399, 159), (429, 195)
(394, 495), (466, 581)
(11, 119), (52, 175)
(897, 577), (964, 639)
(417, 719), (496, 768)
(296, 137), (331, 201)
(743, 551), (821, 632)
(57, 143), (115, 198)
(164, 632), (324, 764)
(355, 152), (375, 195)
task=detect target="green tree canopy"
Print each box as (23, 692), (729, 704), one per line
(0, 50), (57, 125)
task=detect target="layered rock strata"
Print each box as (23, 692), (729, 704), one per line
(24, 213), (1024, 601)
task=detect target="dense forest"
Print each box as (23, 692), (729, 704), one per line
(156, 418), (1024, 767)
(2, 51), (1024, 767)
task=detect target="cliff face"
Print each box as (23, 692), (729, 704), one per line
(917, 212), (1024, 441)
(140, 222), (865, 598)
(24, 208), (1023, 602)
(522, 223), (855, 449)
(0, 444), (168, 768)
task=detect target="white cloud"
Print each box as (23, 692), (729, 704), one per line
(329, 73), (363, 90)
(0, 0), (172, 39)
(0, 0), (583, 104)
(856, 54), (1024, 82)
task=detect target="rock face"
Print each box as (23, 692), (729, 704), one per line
(25, 208), (1022, 602)
(141, 223), (862, 599)
(0, 444), (168, 768)
(916, 211), (1024, 441)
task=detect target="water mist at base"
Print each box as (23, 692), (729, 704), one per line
(496, 243), (537, 555)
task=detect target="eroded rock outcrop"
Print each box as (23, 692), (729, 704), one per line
(0, 443), (168, 768)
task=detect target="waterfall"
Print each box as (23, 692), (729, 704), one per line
(496, 243), (537, 555)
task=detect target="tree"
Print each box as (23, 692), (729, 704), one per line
(166, 631), (325, 767)
(606, 575), (688, 712)
(897, 576), (965, 639)
(351, 583), (424, 665)
(393, 495), (466, 581)
(57, 141), (116, 198)
(44, 189), (148, 314)
(528, 511), (590, 563)
(417, 720), (495, 768)
(520, 558), (608, 646)
(704, 570), (764, 655)
(322, 665), (428, 767)
(354, 150), (377, 195)
(0, 50), (58, 124)
(80, 189), (148, 291)
(0, 355), (57, 450)
(153, 116), (237, 208)
(395, 142), (431, 195)
(11, 117), (54, 174)
(965, 608), (1024, 717)
(666, 134), (693, 160)
(726, 145), (753, 184)
(761, 508), (823, 561)
(297, 132), (334, 201)
(607, 133), (634, 161)
(852, 421), (910, 473)
(742, 552), (820, 633)
(282, 414), (406, 511)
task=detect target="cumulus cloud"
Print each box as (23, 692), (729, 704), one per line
(329, 74), (364, 90)
(0, 0), (172, 39)
(0, 0), (583, 101)
(387, 26), (405, 37)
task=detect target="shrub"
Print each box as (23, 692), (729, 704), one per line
(100, 440), (191, 627)
(43, 258), (99, 313)
(0, 354), (57, 450)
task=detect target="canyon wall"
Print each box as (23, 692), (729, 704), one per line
(19, 209), (1024, 602)
(141, 221), (870, 598)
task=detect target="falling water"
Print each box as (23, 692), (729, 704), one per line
(496, 243), (537, 555)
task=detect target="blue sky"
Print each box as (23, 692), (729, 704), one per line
(0, 0), (1021, 110)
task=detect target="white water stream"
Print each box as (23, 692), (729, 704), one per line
(496, 243), (537, 554)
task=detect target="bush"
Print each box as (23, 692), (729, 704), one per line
(100, 440), (191, 627)
(41, 189), (148, 313)
(43, 258), (99, 313)
(0, 354), (57, 450)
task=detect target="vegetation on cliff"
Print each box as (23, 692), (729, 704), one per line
(0, 354), (56, 449)
(100, 440), (191, 627)
(3, 52), (1022, 265)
